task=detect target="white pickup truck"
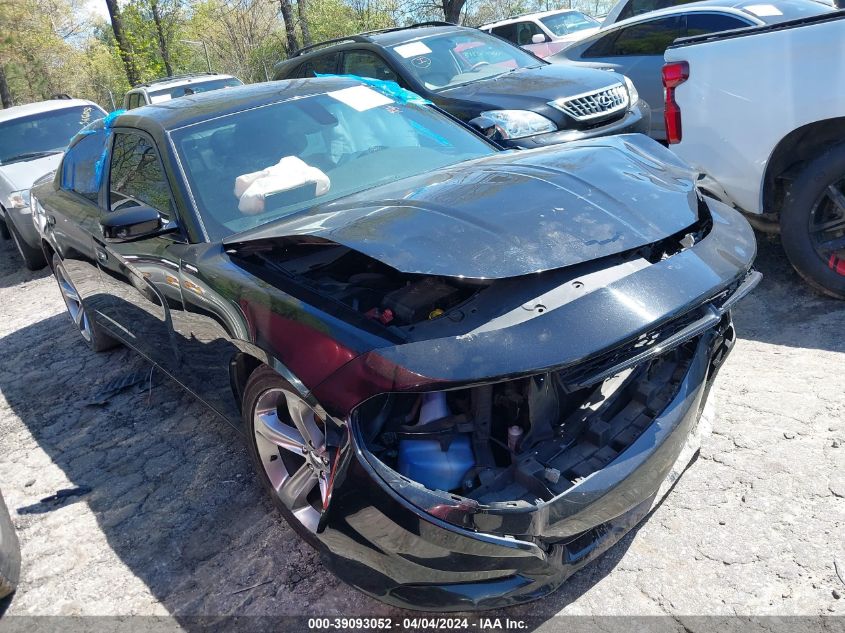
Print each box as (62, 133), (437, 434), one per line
(664, 11), (845, 298)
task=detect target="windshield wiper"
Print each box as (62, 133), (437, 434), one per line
(0, 149), (63, 165)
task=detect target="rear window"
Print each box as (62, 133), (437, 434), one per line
(617, 0), (698, 21)
(540, 11), (600, 36)
(585, 16), (684, 56)
(686, 12), (753, 36)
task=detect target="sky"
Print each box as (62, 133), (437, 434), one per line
(82, 0), (111, 22)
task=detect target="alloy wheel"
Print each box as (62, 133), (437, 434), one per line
(55, 266), (92, 342)
(809, 180), (845, 276)
(253, 388), (329, 533)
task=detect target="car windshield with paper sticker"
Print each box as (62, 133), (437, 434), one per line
(170, 87), (495, 239)
(388, 30), (541, 91)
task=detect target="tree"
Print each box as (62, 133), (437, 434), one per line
(0, 66), (12, 108)
(151, 0), (174, 76)
(441, 0), (464, 23)
(297, 0), (313, 47)
(105, 0), (141, 85)
(279, 0), (300, 55)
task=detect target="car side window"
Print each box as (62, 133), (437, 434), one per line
(60, 133), (106, 203)
(685, 12), (752, 36)
(109, 132), (174, 218)
(492, 24), (516, 43)
(515, 21), (545, 45)
(341, 51), (398, 82)
(297, 53), (340, 77)
(587, 16), (684, 56)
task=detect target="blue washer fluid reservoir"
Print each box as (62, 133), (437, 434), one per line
(397, 435), (475, 492)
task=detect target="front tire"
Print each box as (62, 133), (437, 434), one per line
(244, 366), (331, 548)
(780, 143), (845, 299)
(52, 254), (119, 352)
(6, 217), (46, 271)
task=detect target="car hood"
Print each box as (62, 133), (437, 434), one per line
(438, 63), (623, 109)
(225, 135), (700, 279)
(0, 153), (63, 191)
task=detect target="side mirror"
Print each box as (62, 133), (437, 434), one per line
(468, 116), (504, 143)
(100, 205), (171, 242)
(531, 33), (547, 44)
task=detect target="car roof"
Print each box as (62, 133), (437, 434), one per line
(365, 24), (469, 46)
(113, 77), (366, 133)
(480, 9), (589, 29)
(129, 73), (237, 93)
(605, 0), (828, 27)
(0, 98), (103, 123)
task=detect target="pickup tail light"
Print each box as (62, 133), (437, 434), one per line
(662, 61), (689, 145)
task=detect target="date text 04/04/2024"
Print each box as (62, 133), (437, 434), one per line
(307, 617), (528, 630)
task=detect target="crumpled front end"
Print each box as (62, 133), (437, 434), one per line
(311, 197), (758, 610)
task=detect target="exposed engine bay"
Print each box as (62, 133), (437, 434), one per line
(354, 339), (705, 506)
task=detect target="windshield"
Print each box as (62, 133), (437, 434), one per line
(0, 105), (103, 165)
(171, 88), (496, 240)
(540, 11), (599, 36)
(148, 77), (243, 103)
(386, 31), (543, 91)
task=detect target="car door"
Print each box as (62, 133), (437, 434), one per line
(94, 128), (188, 372)
(44, 131), (108, 311)
(580, 15), (685, 138)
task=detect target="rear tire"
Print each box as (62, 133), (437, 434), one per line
(780, 143), (845, 299)
(52, 254), (120, 352)
(6, 217), (46, 271)
(0, 492), (21, 600)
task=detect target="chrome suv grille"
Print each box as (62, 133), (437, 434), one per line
(550, 84), (629, 121)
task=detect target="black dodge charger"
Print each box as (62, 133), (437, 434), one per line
(32, 78), (758, 610)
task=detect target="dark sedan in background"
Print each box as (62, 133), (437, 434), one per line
(32, 78), (757, 610)
(274, 23), (650, 148)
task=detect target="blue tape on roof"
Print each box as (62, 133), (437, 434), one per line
(316, 74), (432, 105)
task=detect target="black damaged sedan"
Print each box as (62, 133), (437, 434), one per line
(32, 78), (758, 610)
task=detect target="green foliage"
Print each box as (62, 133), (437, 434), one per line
(0, 0), (615, 110)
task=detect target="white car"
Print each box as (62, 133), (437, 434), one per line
(0, 98), (106, 270)
(479, 9), (601, 58)
(665, 11), (845, 297)
(122, 73), (242, 110)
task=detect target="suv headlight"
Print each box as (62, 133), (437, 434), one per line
(7, 189), (31, 212)
(623, 76), (639, 106)
(480, 110), (556, 139)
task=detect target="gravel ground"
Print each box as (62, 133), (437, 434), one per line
(0, 230), (843, 628)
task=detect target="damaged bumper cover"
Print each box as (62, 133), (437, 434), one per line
(313, 198), (758, 610)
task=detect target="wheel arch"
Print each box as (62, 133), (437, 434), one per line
(763, 117), (845, 218)
(229, 349), (313, 416)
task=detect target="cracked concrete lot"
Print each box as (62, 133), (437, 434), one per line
(0, 230), (843, 626)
